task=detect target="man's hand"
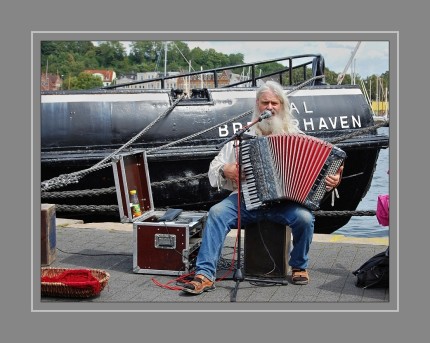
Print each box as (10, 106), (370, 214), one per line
(222, 163), (240, 183)
(325, 165), (344, 191)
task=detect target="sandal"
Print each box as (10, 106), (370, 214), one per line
(181, 274), (216, 295)
(291, 268), (309, 285)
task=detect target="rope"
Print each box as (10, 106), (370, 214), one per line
(328, 120), (388, 144)
(40, 94), (186, 192)
(55, 205), (119, 213)
(40, 162), (112, 192)
(52, 203), (376, 218)
(313, 210), (376, 217)
(93, 93), (186, 168)
(147, 110), (253, 154)
(150, 173), (208, 187)
(41, 174), (209, 199)
(41, 187), (117, 199)
(286, 75), (324, 96)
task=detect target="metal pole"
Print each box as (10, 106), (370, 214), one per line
(369, 78), (372, 103)
(164, 42), (167, 77)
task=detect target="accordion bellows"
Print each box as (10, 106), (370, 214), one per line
(241, 134), (346, 210)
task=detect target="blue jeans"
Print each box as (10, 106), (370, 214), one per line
(195, 193), (315, 282)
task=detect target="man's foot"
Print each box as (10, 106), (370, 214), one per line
(181, 274), (215, 295)
(291, 268), (309, 285)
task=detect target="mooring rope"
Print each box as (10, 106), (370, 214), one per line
(328, 120), (388, 144)
(53, 203), (376, 218)
(40, 94), (186, 192)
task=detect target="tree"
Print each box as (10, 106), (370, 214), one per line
(95, 41), (126, 68)
(41, 41), (98, 75)
(63, 72), (103, 90)
(129, 41), (162, 64)
(189, 48), (230, 70)
(166, 41), (191, 71)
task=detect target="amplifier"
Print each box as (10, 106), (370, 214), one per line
(244, 221), (291, 278)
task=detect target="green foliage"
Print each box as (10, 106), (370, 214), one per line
(360, 73), (389, 101)
(95, 41), (126, 68)
(62, 72), (104, 90)
(41, 40), (389, 97)
(41, 41), (96, 78)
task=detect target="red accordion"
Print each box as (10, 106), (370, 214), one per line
(241, 134), (346, 210)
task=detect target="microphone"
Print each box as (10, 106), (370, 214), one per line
(259, 110), (273, 120)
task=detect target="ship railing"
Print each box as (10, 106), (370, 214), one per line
(102, 54), (325, 90)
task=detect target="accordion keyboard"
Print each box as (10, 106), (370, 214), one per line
(241, 141), (263, 210)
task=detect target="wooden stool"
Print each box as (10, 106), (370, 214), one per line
(244, 221), (292, 278)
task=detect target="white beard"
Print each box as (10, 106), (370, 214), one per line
(256, 114), (285, 135)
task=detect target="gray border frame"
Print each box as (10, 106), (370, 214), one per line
(32, 31), (397, 312)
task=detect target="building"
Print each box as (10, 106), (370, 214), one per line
(83, 69), (117, 87)
(116, 72), (180, 89)
(115, 70), (259, 91)
(135, 72), (180, 89)
(115, 74), (138, 88)
(41, 73), (63, 91)
(176, 70), (231, 91)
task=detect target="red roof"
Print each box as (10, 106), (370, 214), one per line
(83, 70), (116, 82)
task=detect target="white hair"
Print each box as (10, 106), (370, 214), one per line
(253, 81), (299, 135)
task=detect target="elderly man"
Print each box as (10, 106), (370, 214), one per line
(181, 81), (343, 294)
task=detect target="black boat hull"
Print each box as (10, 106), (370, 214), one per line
(40, 85), (389, 234)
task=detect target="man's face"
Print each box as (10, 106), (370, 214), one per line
(256, 90), (285, 135)
(256, 90), (282, 116)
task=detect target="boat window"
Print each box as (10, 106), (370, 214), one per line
(170, 88), (213, 105)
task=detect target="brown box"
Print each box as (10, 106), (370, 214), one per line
(41, 203), (57, 266)
(244, 221), (291, 278)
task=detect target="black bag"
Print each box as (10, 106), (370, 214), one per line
(352, 247), (389, 288)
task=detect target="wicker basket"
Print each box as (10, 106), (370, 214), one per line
(41, 267), (110, 298)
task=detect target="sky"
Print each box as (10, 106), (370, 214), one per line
(121, 40), (389, 78)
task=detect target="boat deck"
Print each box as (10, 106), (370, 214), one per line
(37, 219), (391, 311)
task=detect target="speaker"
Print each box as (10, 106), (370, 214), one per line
(244, 221), (289, 278)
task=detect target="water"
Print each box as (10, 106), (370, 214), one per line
(333, 126), (389, 238)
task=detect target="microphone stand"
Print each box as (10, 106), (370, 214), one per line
(216, 112), (288, 303)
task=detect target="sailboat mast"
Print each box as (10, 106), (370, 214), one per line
(164, 42), (167, 77)
(46, 59), (49, 90)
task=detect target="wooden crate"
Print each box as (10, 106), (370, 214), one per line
(41, 203), (57, 266)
